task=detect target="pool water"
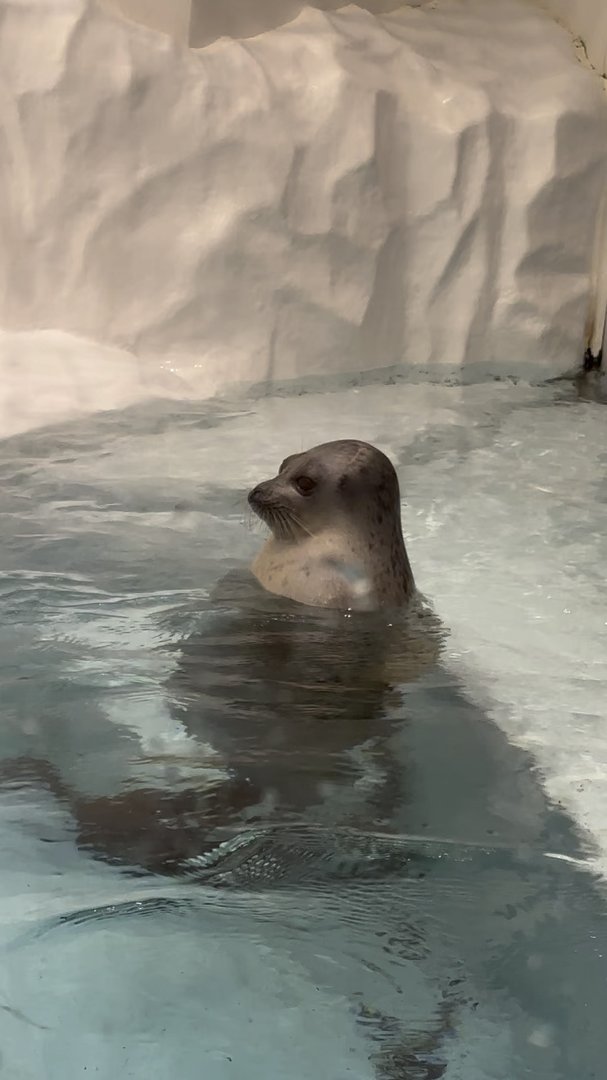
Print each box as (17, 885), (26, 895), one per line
(0, 378), (606, 1078)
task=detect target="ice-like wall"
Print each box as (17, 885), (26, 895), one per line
(0, 0), (606, 434)
(535, 0), (607, 361)
(540, 0), (607, 74)
(102, 0), (423, 46)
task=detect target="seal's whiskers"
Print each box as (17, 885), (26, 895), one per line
(285, 511), (314, 539)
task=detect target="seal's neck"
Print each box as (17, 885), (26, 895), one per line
(361, 526), (415, 606)
(309, 523), (415, 608)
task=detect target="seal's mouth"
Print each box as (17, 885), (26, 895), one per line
(247, 486), (305, 541)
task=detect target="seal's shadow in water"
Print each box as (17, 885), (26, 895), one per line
(163, 570), (587, 866)
(171, 574), (440, 832)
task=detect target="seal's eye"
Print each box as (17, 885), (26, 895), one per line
(294, 475), (316, 496)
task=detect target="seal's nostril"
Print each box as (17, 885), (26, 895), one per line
(248, 485), (262, 506)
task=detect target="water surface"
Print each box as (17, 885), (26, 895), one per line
(1, 380), (606, 1079)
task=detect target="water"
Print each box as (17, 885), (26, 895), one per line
(0, 378), (606, 1078)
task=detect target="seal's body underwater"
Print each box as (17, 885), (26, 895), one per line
(248, 440), (415, 610)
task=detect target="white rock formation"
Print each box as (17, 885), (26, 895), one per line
(0, 0), (606, 433)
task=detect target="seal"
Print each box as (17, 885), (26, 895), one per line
(248, 439), (415, 610)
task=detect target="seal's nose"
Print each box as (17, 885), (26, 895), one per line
(248, 484), (263, 508)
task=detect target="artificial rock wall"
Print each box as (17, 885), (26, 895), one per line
(0, 0), (606, 426)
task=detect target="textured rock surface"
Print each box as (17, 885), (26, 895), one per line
(0, 0), (606, 434)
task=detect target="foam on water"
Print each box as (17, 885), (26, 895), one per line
(1, 376), (606, 1078)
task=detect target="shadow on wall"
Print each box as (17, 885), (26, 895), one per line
(101, 0), (427, 46)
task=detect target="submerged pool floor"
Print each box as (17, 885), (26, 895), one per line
(0, 379), (606, 1078)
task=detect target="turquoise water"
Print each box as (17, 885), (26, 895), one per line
(0, 381), (606, 1078)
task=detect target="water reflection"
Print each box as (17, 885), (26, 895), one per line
(2, 570), (603, 1077)
(6, 573), (445, 872)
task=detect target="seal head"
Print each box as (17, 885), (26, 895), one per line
(248, 439), (415, 610)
